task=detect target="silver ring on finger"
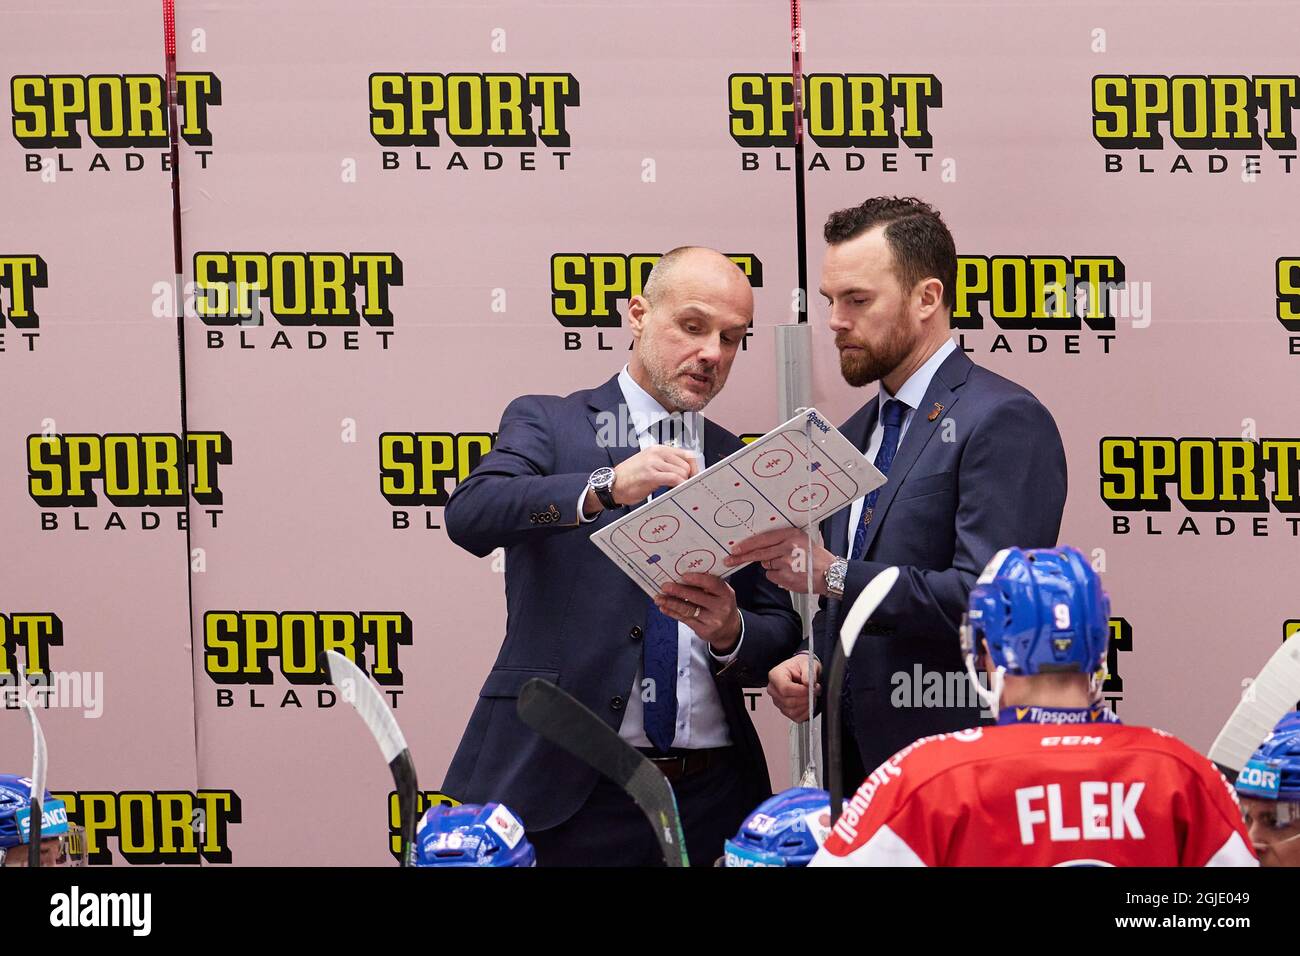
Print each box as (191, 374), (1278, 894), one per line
(692, 604), (701, 619)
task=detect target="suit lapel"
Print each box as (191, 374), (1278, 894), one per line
(857, 347), (972, 557)
(585, 374), (640, 470)
(701, 418), (732, 469)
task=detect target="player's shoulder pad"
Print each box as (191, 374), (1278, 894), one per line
(844, 727), (990, 816)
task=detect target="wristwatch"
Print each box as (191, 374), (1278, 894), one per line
(588, 466), (618, 510)
(824, 558), (848, 599)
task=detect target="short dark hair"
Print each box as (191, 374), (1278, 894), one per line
(823, 197), (956, 310)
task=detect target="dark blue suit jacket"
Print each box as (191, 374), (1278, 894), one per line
(443, 374), (802, 831)
(814, 347), (1068, 772)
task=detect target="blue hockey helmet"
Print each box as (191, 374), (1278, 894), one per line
(1236, 712), (1300, 802)
(0, 774), (67, 848)
(964, 546), (1110, 678)
(723, 788), (834, 867)
(0, 773), (83, 866)
(412, 802), (536, 867)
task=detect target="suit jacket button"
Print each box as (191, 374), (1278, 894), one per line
(629, 626), (643, 641)
(610, 695), (625, 711)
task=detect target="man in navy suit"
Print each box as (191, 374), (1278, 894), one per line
(728, 197), (1068, 793)
(443, 247), (802, 866)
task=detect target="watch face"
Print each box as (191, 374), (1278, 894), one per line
(591, 467), (615, 489)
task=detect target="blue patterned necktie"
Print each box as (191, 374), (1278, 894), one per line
(643, 419), (681, 752)
(842, 399), (907, 734)
(851, 399), (907, 560)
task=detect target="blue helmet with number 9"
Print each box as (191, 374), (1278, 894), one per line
(412, 802), (536, 867)
(963, 546), (1110, 678)
(722, 788), (835, 867)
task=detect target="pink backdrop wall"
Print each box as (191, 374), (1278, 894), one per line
(2, 0), (1297, 863)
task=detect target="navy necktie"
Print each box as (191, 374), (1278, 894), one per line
(851, 399), (906, 561)
(842, 399), (907, 734)
(643, 420), (682, 752)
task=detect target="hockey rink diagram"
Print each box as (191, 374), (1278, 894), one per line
(600, 427), (868, 595)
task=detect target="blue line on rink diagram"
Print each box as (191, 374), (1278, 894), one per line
(609, 523), (674, 592)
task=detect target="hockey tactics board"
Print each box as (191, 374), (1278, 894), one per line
(590, 409), (885, 598)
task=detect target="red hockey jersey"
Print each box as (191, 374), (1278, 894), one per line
(811, 723), (1257, 867)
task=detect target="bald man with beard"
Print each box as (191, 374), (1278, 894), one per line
(443, 247), (801, 866)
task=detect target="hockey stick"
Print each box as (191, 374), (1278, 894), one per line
(21, 700), (48, 867)
(828, 566), (900, 825)
(320, 651), (419, 866)
(516, 678), (689, 867)
(1208, 633), (1300, 778)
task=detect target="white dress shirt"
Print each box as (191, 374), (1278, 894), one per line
(843, 338), (957, 555)
(580, 366), (740, 749)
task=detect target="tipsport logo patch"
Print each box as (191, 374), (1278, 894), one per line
(193, 251), (403, 353)
(1100, 436), (1300, 538)
(204, 611), (412, 710)
(952, 254), (1137, 357)
(10, 73), (222, 173)
(26, 431), (232, 533)
(370, 71), (578, 173)
(380, 431), (495, 531)
(552, 252), (762, 351)
(729, 73), (944, 175)
(0, 254), (46, 355)
(53, 790), (241, 865)
(1092, 74), (1298, 177)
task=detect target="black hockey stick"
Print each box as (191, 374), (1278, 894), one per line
(828, 567), (900, 825)
(517, 678), (689, 867)
(321, 651), (419, 866)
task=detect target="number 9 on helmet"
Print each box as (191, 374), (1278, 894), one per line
(961, 546), (1111, 713)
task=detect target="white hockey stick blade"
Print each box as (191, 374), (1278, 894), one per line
(323, 650), (408, 762)
(1209, 634), (1300, 772)
(22, 700), (48, 862)
(838, 566), (900, 658)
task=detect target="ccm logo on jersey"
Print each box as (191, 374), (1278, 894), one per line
(1015, 782), (1144, 844)
(1040, 735), (1104, 746)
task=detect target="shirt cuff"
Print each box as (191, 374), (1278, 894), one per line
(577, 484), (599, 523)
(708, 611), (745, 664)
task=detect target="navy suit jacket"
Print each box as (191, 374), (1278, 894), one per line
(814, 347), (1068, 773)
(442, 374), (802, 831)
